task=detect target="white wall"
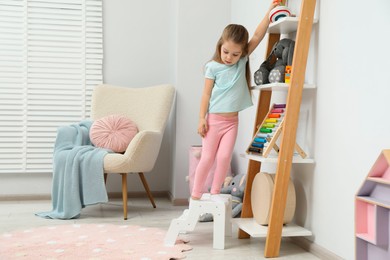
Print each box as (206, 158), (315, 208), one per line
(102, 0), (176, 193)
(171, 0), (231, 199)
(309, 1), (390, 259)
(103, 0), (175, 87)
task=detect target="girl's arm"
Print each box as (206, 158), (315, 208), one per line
(248, 0), (281, 55)
(198, 78), (214, 137)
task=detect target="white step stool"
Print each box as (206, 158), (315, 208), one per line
(164, 193), (232, 249)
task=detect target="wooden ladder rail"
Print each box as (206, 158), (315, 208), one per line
(238, 32), (281, 239)
(265, 0), (316, 257)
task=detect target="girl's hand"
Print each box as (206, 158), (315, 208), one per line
(269, 0), (281, 11)
(198, 118), (208, 138)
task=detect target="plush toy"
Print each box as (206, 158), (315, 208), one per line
(221, 173), (246, 218)
(254, 38), (295, 85)
(199, 174), (246, 222)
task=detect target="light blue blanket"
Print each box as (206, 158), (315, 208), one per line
(36, 120), (109, 219)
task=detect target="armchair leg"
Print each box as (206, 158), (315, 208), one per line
(104, 173), (107, 184)
(138, 172), (156, 208)
(121, 173), (128, 220)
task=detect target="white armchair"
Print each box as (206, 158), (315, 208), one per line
(91, 84), (175, 219)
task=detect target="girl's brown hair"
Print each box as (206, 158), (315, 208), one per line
(212, 24), (251, 92)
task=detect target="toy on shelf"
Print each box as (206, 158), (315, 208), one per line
(269, 5), (291, 23)
(285, 65), (292, 83)
(251, 172), (296, 225)
(247, 103), (306, 158)
(254, 39), (295, 85)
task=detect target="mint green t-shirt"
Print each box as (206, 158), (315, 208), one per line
(205, 56), (253, 113)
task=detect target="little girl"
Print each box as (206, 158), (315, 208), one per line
(191, 0), (281, 200)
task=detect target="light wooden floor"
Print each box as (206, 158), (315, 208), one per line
(0, 197), (320, 260)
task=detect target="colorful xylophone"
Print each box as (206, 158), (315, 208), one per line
(247, 103), (286, 156)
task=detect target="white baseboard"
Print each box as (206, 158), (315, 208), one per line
(289, 237), (344, 260)
(107, 191), (170, 199)
(171, 198), (189, 206)
(166, 192), (189, 206)
(0, 191), (171, 201)
(0, 194), (51, 201)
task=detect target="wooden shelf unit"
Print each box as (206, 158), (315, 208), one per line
(252, 82), (316, 91)
(236, 0), (317, 258)
(267, 16), (318, 34)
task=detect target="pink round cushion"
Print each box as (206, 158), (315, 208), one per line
(90, 115), (138, 153)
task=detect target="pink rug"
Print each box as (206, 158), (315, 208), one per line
(0, 223), (191, 259)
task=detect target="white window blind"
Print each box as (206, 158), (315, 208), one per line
(0, 0), (103, 173)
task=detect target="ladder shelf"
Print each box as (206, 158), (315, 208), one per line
(237, 0), (317, 258)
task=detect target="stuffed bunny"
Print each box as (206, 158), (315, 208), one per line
(199, 174), (246, 222)
(220, 173), (246, 218)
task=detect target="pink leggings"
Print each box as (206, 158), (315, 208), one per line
(191, 114), (238, 198)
